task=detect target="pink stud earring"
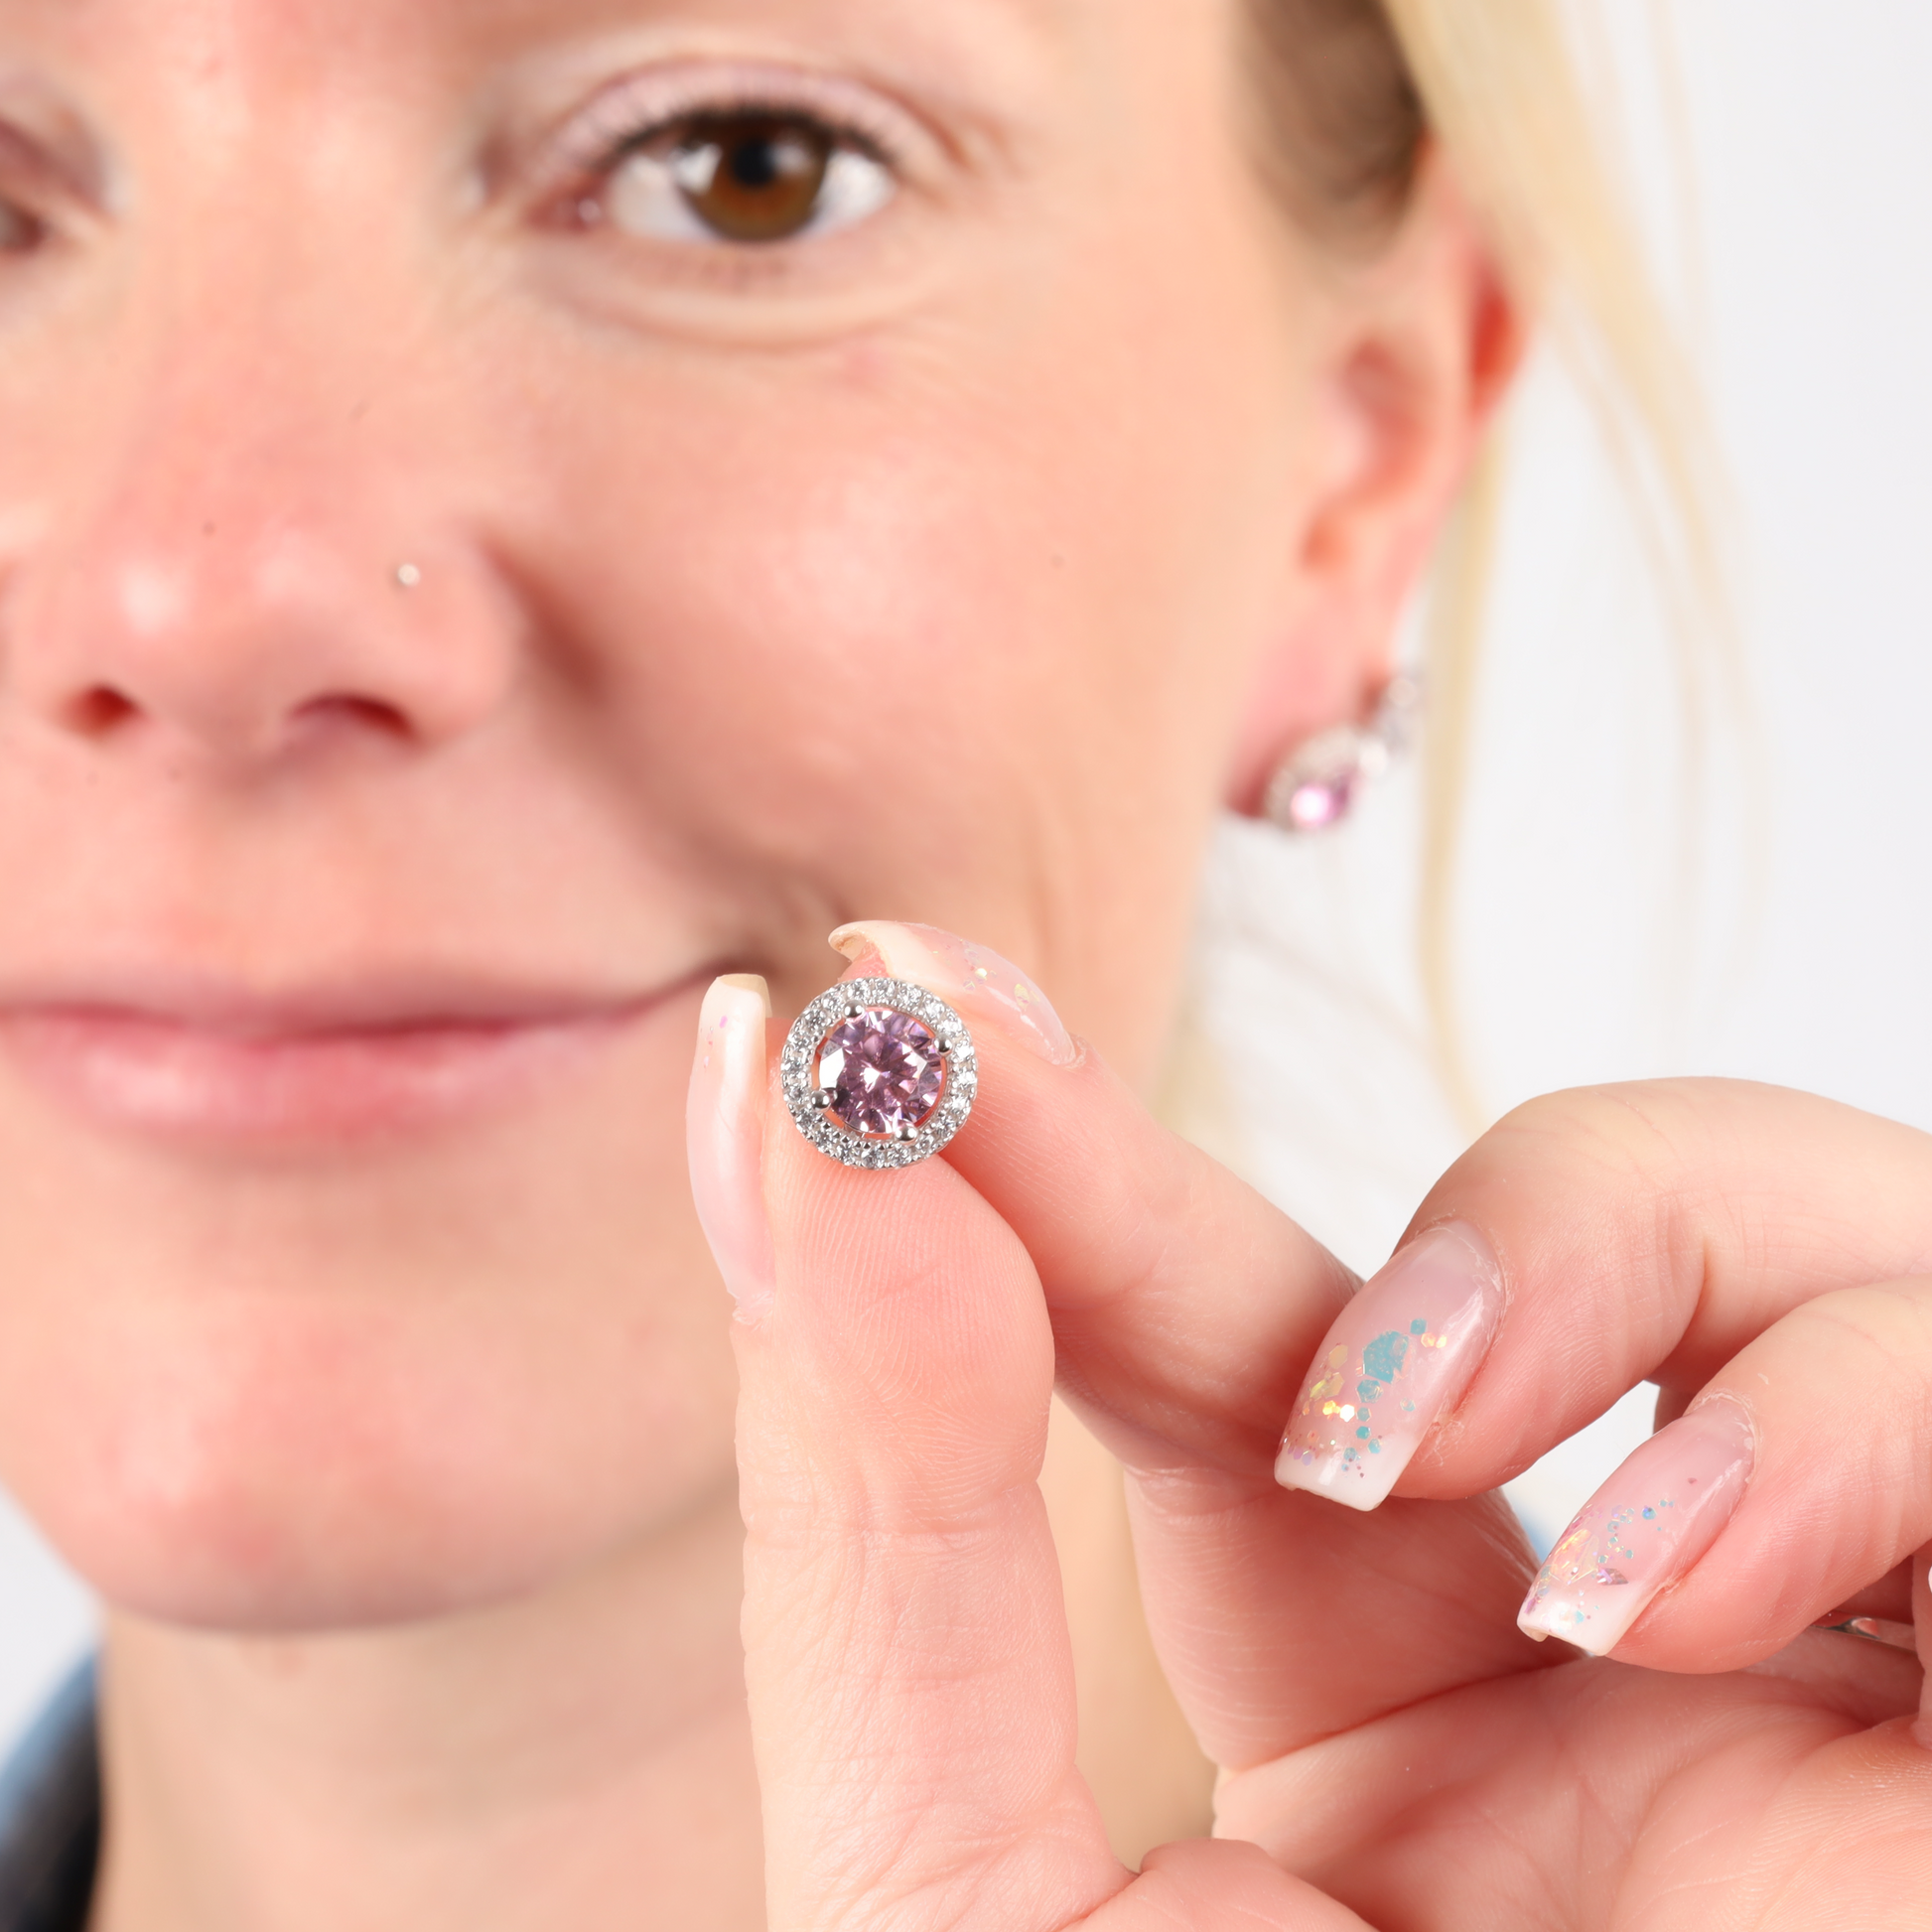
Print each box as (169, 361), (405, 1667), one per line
(782, 978), (978, 1170)
(1263, 673), (1422, 835)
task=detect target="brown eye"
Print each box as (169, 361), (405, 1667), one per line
(599, 110), (895, 246)
(669, 115), (831, 243)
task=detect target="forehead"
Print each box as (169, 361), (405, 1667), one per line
(0, 0), (1255, 212)
(0, 0), (1090, 79)
(0, 0), (1240, 173)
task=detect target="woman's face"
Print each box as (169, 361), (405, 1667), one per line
(0, 0), (1393, 1625)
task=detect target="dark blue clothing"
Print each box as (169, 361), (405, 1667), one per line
(0, 1666), (98, 1932)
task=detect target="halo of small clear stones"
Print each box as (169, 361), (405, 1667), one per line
(781, 978), (977, 1171)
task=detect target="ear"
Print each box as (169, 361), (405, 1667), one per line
(1225, 150), (1526, 815)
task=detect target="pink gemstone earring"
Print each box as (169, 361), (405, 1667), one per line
(1262, 673), (1422, 835)
(783, 978), (978, 1170)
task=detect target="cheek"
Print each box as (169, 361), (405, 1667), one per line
(505, 308), (1295, 1051)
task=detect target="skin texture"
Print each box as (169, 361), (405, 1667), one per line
(4, 3), (1927, 1927)
(0, 2), (1512, 1928)
(0, 0), (1501, 1624)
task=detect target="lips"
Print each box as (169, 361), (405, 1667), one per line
(0, 983), (675, 1143)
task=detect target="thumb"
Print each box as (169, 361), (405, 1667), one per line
(687, 970), (1125, 1931)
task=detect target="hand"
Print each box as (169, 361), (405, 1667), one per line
(688, 921), (1932, 1930)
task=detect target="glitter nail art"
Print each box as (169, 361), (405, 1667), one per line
(1274, 1223), (1504, 1512)
(1518, 1400), (1753, 1656)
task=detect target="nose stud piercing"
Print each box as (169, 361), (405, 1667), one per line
(782, 978), (977, 1170)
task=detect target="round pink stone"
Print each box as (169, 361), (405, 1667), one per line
(1283, 774), (1353, 832)
(817, 1006), (945, 1138)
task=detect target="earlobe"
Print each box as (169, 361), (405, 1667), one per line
(1224, 152), (1525, 821)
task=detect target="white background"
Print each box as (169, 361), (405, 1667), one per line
(5, 0), (1932, 1752)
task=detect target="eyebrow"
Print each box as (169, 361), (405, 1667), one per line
(473, 0), (1068, 177)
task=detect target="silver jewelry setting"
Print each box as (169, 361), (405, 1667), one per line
(1263, 671), (1422, 835)
(781, 978), (977, 1171)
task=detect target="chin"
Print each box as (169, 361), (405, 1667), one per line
(11, 1280), (734, 1632)
(0, 1089), (742, 1633)
(31, 1312), (742, 1633)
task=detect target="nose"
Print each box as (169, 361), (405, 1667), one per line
(1, 359), (520, 772)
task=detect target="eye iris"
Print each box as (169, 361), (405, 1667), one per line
(673, 115), (833, 242)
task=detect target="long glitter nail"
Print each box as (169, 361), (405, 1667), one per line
(1273, 1222), (1505, 1511)
(1518, 1399), (1754, 1655)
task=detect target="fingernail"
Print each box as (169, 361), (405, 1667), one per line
(1517, 1398), (1754, 1655)
(686, 974), (775, 1324)
(826, 920), (1076, 1067)
(1274, 1222), (1505, 1511)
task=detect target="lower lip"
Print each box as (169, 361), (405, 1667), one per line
(0, 1005), (649, 1144)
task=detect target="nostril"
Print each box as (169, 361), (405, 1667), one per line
(290, 693), (414, 744)
(53, 687), (416, 756)
(64, 686), (141, 738)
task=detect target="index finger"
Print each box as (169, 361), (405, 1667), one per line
(823, 921), (1350, 1472)
(828, 922), (1544, 1770)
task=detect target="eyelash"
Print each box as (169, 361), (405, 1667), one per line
(591, 99), (884, 172)
(546, 71), (911, 249)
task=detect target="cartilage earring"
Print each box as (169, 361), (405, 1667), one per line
(1263, 672), (1422, 834)
(782, 978), (977, 1170)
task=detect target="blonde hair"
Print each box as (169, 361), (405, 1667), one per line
(1252, 0), (1726, 1121)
